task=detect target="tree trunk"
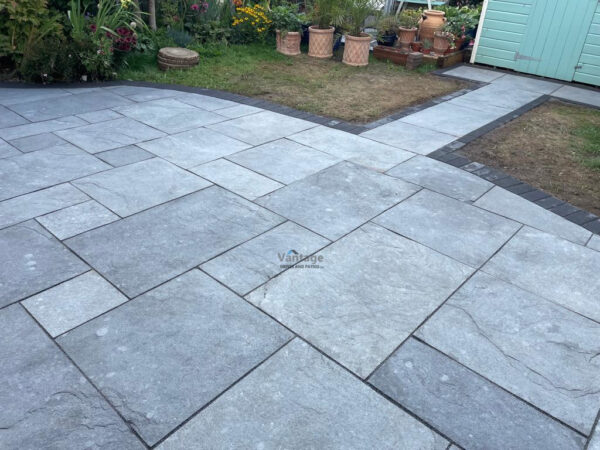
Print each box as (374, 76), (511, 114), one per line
(148, 0), (157, 31)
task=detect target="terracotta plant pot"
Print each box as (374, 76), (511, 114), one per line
(276, 30), (301, 56)
(433, 31), (451, 55)
(397, 27), (417, 50)
(422, 48), (431, 55)
(342, 33), (372, 67)
(410, 41), (423, 52)
(419, 10), (446, 42)
(308, 26), (335, 59)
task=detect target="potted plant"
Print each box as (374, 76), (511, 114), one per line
(376, 15), (398, 47)
(270, 5), (303, 56)
(410, 41), (422, 52)
(433, 28), (453, 55)
(306, 0), (344, 58)
(341, 0), (377, 67)
(422, 39), (432, 54)
(397, 9), (421, 50)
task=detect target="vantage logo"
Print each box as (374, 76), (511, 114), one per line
(277, 249), (324, 269)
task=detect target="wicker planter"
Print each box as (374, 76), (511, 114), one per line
(276, 30), (301, 56)
(342, 33), (372, 67)
(433, 31), (451, 55)
(308, 26), (335, 58)
(397, 27), (417, 50)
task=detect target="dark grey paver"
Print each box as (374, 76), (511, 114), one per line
(369, 338), (586, 450)
(201, 221), (330, 295)
(0, 116), (87, 141)
(417, 271), (600, 434)
(256, 161), (419, 240)
(227, 138), (340, 184)
(0, 183), (89, 229)
(475, 186), (591, 245)
(483, 227), (600, 322)
(66, 186), (284, 297)
(246, 223), (473, 377)
(22, 271), (127, 337)
(0, 221), (88, 308)
(95, 145), (154, 167)
(8, 132), (68, 153)
(0, 104), (29, 128)
(0, 145), (110, 201)
(137, 127), (251, 169)
(58, 270), (292, 446)
(0, 305), (144, 450)
(288, 125), (414, 170)
(77, 109), (123, 123)
(36, 200), (119, 240)
(386, 155), (492, 202)
(360, 121), (456, 155)
(56, 117), (166, 153)
(159, 339), (448, 450)
(73, 158), (210, 216)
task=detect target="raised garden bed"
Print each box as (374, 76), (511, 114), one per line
(373, 45), (471, 69)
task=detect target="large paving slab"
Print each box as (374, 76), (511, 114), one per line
(246, 223), (473, 377)
(8, 132), (69, 153)
(37, 200), (119, 239)
(491, 73), (562, 94)
(448, 84), (541, 111)
(228, 138), (340, 184)
(387, 155), (492, 202)
(588, 234), (600, 252)
(58, 270), (292, 446)
(137, 127), (251, 168)
(360, 121), (456, 155)
(417, 271), (600, 434)
(590, 424), (600, 450)
(483, 227), (600, 322)
(56, 117), (166, 153)
(66, 186), (284, 297)
(77, 108), (123, 123)
(104, 85), (183, 102)
(73, 158), (210, 216)
(552, 85), (600, 108)
(159, 338), (448, 450)
(0, 138), (20, 158)
(0, 87), (71, 106)
(95, 145), (154, 167)
(0, 104), (29, 128)
(174, 92), (238, 111)
(214, 103), (262, 118)
(443, 65), (505, 82)
(0, 145), (109, 201)
(0, 220), (88, 308)
(207, 110), (316, 145)
(0, 115), (87, 141)
(289, 125), (414, 171)
(0, 305), (143, 450)
(374, 189), (520, 267)
(256, 161), (419, 240)
(475, 186), (592, 245)
(201, 221), (330, 295)
(115, 98), (227, 133)
(369, 338), (586, 450)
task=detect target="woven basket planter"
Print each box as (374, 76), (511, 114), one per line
(342, 33), (372, 67)
(276, 30), (301, 56)
(308, 26), (334, 59)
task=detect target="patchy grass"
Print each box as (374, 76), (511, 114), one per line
(460, 99), (600, 215)
(119, 43), (464, 123)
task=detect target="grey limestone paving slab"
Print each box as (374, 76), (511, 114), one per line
(66, 186), (284, 297)
(0, 183), (89, 229)
(475, 186), (591, 245)
(9, 90), (133, 122)
(491, 73), (562, 94)
(228, 138), (340, 184)
(360, 120), (456, 155)
(399, 102), (507, 137)
(289, 125), (414, 171)
(588, 234), (600, 252)
(0, 145), (110, 201)
(0, 305), (143, 450)
(417, 271), (600, 435)
(201, 221), (330, 295)
(369, 338), (586, 450)
(246, 223), (473, 378)
(0, 104), (29, 128)
(387, 155), (492, 202)
(95, 145), (154, 167)
(175, 92), (237, 111)
(0, 139), (20, 158)
(73, 158), (210, 216)
(207, 110), (316, 145)
(590, 424), (600, 450)
(104, 85), (183, 102)
(56, 117), (166, 153)
(77, 108), (123, 123)
(191, 158), (283, 200)
(8, 132), (68, 152)
(443, 65), (505, 82)
(214, 103), (262, 118)
(0, 87), (70, 106)
(116, 98), (227, 133)
(0, 221), (88, 308)
(448, 84), (541, 112)
(137, 127), (251, 168)
(159, 338), (448, 450)
(374, 189), (520, 267)
(552, 85), (600, 108)
(0, 115), (87, 141)
(37, 200), (119, 240)
(483, 226), (600, 322)
(22, 271), (127, 337)
(257, 161), (419, 240)
(58, 269), (292, 446)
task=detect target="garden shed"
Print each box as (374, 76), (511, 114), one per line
(471, 0), (600, 86)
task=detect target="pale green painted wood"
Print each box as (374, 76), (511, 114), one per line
(574, 3), (600, 86)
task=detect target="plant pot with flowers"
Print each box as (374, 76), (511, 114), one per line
(433, 29), (453, 56)
(307, 0), (344, 58)
(421, 39), (432, 54)
(341, 0), (377, 67)
(376, 15), (399, 47)
(269, 5), (304, 56)
(397, 9), (421, 50)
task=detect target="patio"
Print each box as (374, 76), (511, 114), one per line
(1, 66), (599, 450)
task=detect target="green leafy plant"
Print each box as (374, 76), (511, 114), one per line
(422, 38), (432, 49)
(269, 4), (303, 34)
(376, 15), (398, 40)
(398, 8), (421, 29)
(167, 28), (194, 46)
(342, 0), (378, 37)
(436, 5), (480, 38)
(306, 0), (345, 29)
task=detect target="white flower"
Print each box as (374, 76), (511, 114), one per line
(130, 21), (137, 29)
